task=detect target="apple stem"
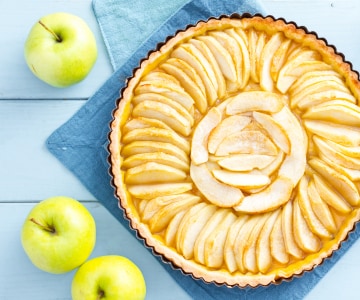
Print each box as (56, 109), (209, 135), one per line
(97, 290), (105, 300)
(38, 20), (62, 42)
(30, 218), (56, 234)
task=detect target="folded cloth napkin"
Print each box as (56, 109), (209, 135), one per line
(46, 0), (360, 299)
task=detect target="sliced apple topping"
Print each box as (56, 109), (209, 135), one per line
(256, 209), (281, 273)
(122, 116), (172, 134)
(135, 80), (194, 111)
(125, 162), (187, 185)
(309, 158), (360, 206)
(127, 182), (193, 200)
(226, 91), (285, 115)
(215, 130), (278, 157)
(122, 127), (190, 154)
(203, 210), (237, 268)
(171, 43), (218, 105)
(259, 32), (284, 92)
(312, 174), (352, 214)
(304, 120), (360, 147)
(216, 153), (275, 172)
(161, 58), (207, 113)
(190, 162), (243, 207)
(132, 100), (192, 136)
(197, 35), (237, 83)
(121, 141), (189, 164)
(176, 203), (217, 259)
(193, 208), (230, 265)
(122, 152), (189, 172)
(191, 107), (222, 165)
(281, 200), (304, 259)
(234, 176), (293, 213)
(303, 100), (360, 126)
(270, 212), (289, 264)
(189, 38), (226, 98)
(293, 196), (321, 253)
(253, 111), (290, 154)
(297, 176), (332, 239)
(212, 169), (270, 189)
(207, 115), (252, 154)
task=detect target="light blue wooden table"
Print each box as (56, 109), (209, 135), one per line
(1, 0), (360, 299)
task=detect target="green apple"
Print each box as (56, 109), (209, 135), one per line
(24, 12), (97, 87)
(72, 255), (146, 300)
(21, 196), (96, 274)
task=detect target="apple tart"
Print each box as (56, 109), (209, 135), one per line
(109, 15), (360, 287)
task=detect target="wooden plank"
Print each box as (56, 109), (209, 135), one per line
(0, 100), (95, 201)
(0, 202), (191, 299)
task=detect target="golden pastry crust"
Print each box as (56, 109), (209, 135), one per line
(109, 15), (360, 287)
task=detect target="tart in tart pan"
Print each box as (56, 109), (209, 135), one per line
(109, 14), (360, 287)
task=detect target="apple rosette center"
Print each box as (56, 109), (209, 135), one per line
(190, 90), (307, 212)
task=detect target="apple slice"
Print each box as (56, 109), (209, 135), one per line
(203, 210), (237, 268)
(276, 50), (322, 93)
(226, 28), (251, 89)
(122, 152), (189, 172)
(191, 107), (222, 165)
(122, 117), (172, 134)
(171, 43), (218, 105)
(122, 127), (190, 154)
(261, 150), (285, 176)
(132, 100), (192, 136)
(322, 138), (360, 158)
(256, 210), (281, 273)
(197, 35), (237, 82)
(193, 208), (229, 265)
(161, 58), (207, 113)
(125, 162), (187, 185)
(212, 169), (270, 189)
(164, 210), (187, 246)
(177, 203), (217, 259)
(226, 91), (285, 115)
(297, 89), (356, 110)
(320, 154), (360, 181)
(307, 179), (337, 233)
(303, 101), (360, 126)
(234, 176), (293, 213)
(233, 215), (263, 273)
(224, 215), (249, 273)
(293, 196), (321, 253)
(209, 31), (242, 91)
(312, 174), (352, 214)
(207, 115), (251, 154)
(255, 32), (267, 82)
(148, 194), (201, 233)
(142, 70), (180, 85)
(243, 213), (271, 273)
(190, 162), (243, 207)
(121, 141), (189, 164)
(309, 158), (360, 206)
(253, 111), (290, 154)
(289, 70), (342, 95)
(189, 38), (226, 98)
(135, 81), (194, 111)
(248, 28), (259, 83)
(304, 120), (360, 147)
(270, 39), (292, 82)
(259, 32), (284, 92)
(291, 80), (351, 109)
(297, 176), (332, 239)
(281, 200), (303, 259)
(215, 130), (278, 157)
(127, 182), (193, 200)
(313, 136), (360, 169)
(132, 93), (194, 124)
(270, 212), (289, 264)
(217, 153), (275, 172)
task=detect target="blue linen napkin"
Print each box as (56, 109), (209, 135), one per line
(46, 0), (360, 299)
